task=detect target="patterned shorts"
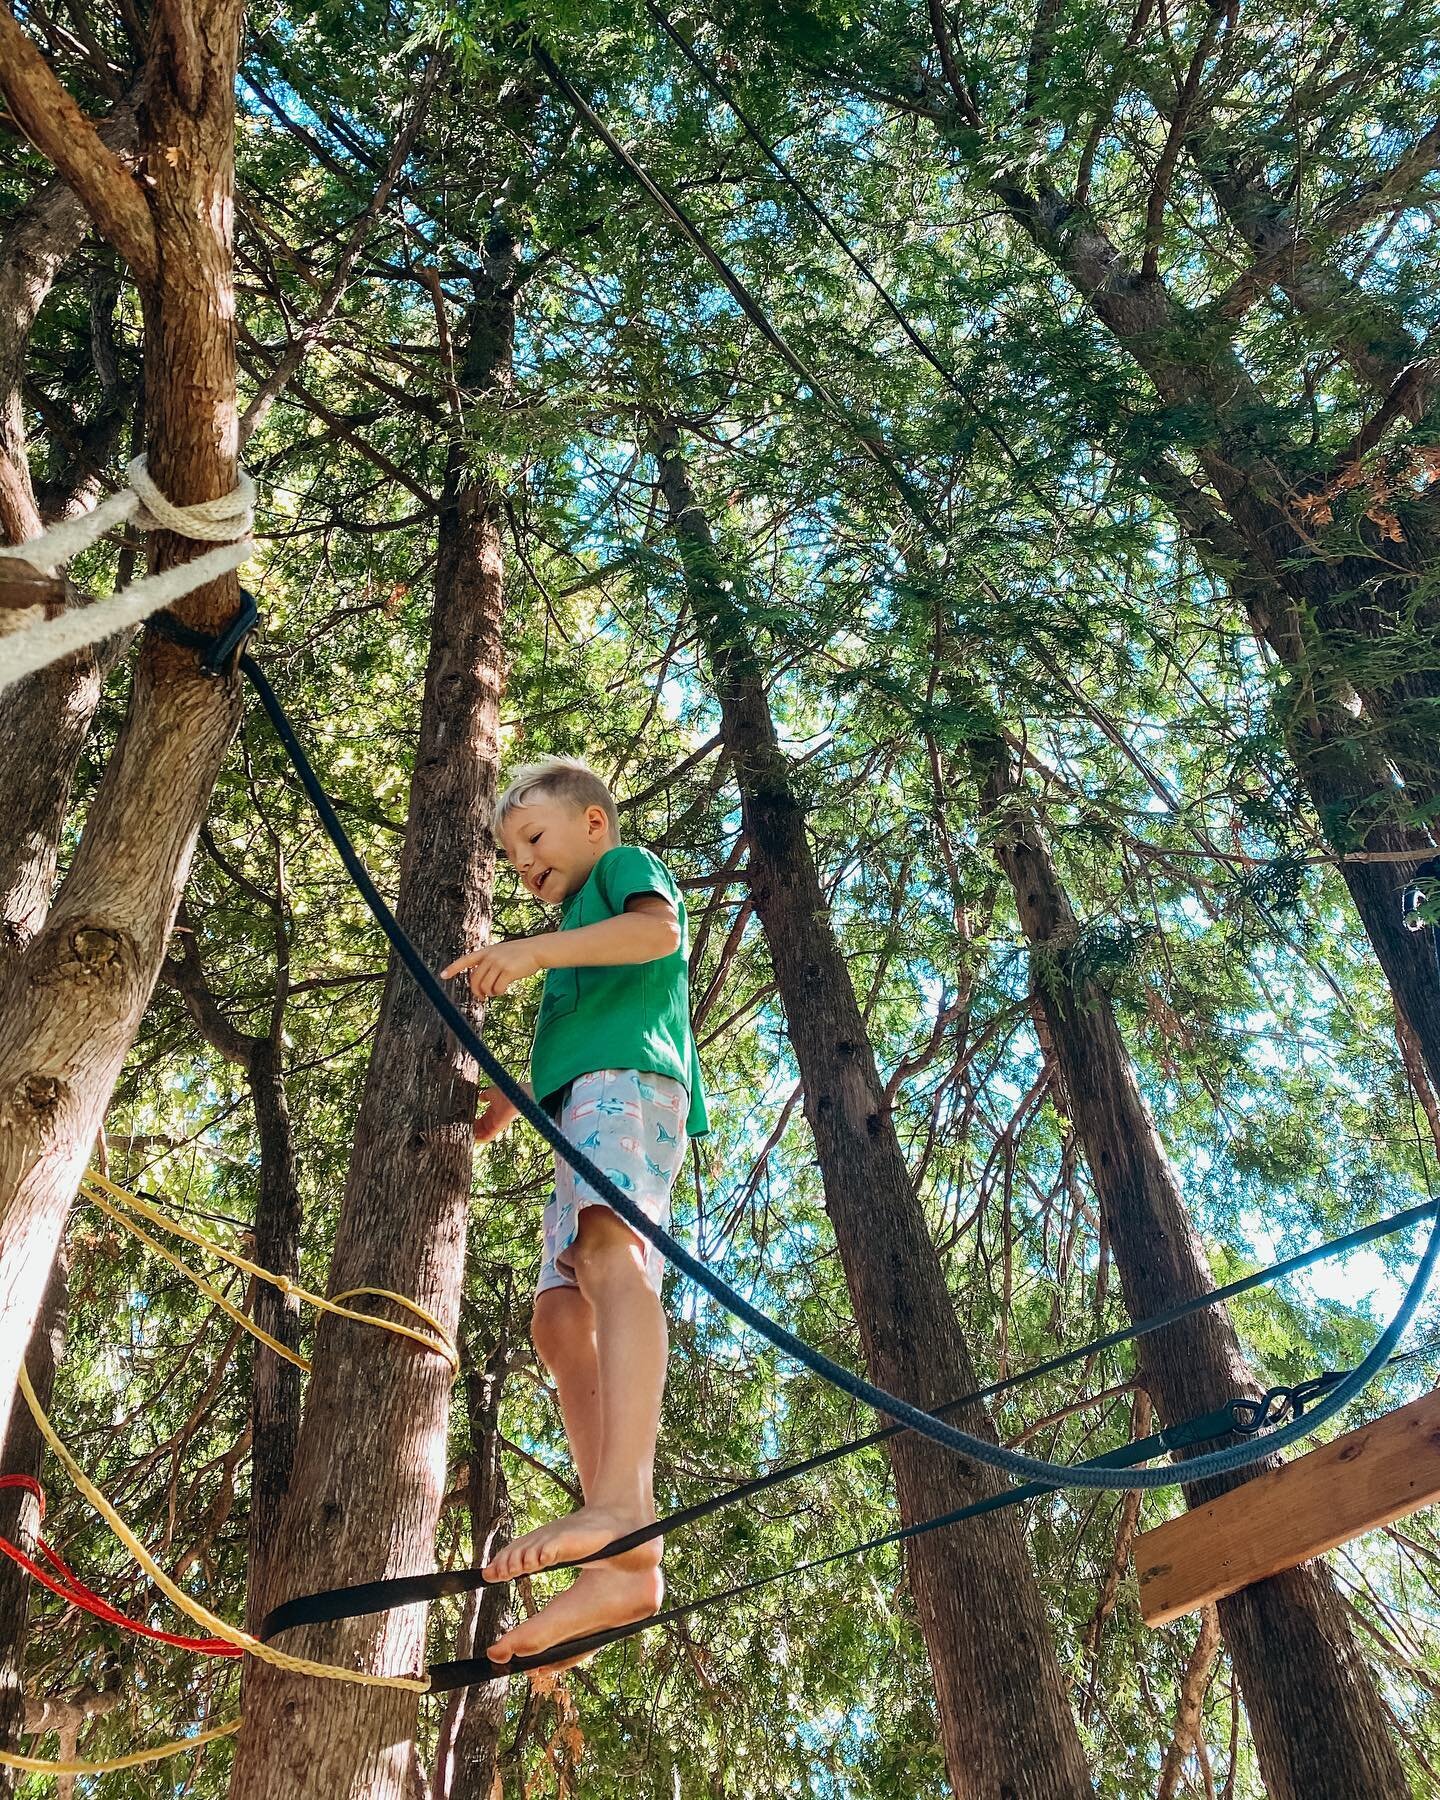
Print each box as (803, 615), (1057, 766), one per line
(537, 1068), (689, 1299)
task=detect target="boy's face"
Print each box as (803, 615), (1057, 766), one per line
(501, 796), (613, 902)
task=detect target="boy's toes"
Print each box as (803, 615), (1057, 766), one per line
(486, 1543), (521, 1584)
(522, 1538), (557, 1575)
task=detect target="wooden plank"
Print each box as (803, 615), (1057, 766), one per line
(1133, 1385), (1440, 1627)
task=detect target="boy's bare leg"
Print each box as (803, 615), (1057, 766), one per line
(529, 1286), (603, 1498)
(485, 1209), (666, 1663)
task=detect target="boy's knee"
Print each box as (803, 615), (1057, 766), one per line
(531, 1289), (584, 1370)
(569, 1209), (649, 1290)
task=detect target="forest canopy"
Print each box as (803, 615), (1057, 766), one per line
(0, 0), (1438, 1795)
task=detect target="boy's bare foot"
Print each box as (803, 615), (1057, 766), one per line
(487, 1558), (664, 1673)
(483, 1503), (656, 1582)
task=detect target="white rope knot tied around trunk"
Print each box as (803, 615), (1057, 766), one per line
(0, 455), (255, 697)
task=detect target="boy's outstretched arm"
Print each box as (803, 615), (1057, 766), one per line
(441, 895), (679, 1000)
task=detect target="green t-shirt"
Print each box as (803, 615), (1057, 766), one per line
(530, 845), (709, 1138)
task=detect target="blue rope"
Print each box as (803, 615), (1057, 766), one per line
(236, 643), (1440, 1493)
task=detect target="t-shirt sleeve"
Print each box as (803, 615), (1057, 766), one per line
(597, 845), (679, 915)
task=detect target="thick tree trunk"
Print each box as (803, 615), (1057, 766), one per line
(653, 419), (1093, 1800)
(0, 0), (249, 1456)
(436, 1330), (512, 1800)
(0, 1250), (67, 1796)
(974, 731), (1409, 1800)
(228, 257), (513, 1798)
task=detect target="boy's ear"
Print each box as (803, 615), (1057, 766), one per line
(586, 804), (611, 841)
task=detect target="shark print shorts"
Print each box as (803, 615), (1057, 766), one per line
(537, 1068), (689, 1299)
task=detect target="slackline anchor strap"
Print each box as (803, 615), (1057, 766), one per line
(424, 1395), (1259, 1688)
(146, 585), (260, 679)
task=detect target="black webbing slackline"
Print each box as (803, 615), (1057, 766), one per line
(259, 1197), (1427, 1644)
(426, 1386), (1314, 1687)
(146, 597), (1440, 1685)
(147, 594), (1440, 1498)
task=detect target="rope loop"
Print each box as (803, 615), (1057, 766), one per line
(0, 460), (255, 699)
(127, 457), (255, 543)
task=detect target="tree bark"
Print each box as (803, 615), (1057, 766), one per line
(161, 913), (304, 1626)
(436, 1325), (513, 1800)
(0, 1249), (67, 1797)
(227, 244), (514, 1800)
(974, 730), (1409, 1800)
(0, 0), (250, 1458)
(652, 418), (1094, 1800)
(0, 96), (138, 965)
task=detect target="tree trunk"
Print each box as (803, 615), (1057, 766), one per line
(974, 730), (1409, 1800)
(0, 0), (250, 1457)
(227, 251), (514, 1800)
(979, 163), (1440, 1085)
(436, 1326), (513, 1800)
(161, 915), (305, 1627)
(0, 97), (138, 965)
(652, 418), (1093, 1800)
(0, 1249), (67, 1796)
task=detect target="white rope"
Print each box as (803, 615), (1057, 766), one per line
(0, 456), (255, 697)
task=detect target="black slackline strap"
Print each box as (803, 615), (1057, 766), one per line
(150, 600), (1440, 1680)
(143, 599), (1440, 1502)
(425, 1391), (1287, 1688)
(147, 590), (260, 676)
(231, 635), (1440, 1496)
(258, 1190), (1423, 1643)
(285, 1377), (1354, 1687)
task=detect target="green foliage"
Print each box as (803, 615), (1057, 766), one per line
(6, 0), (1440, 1790)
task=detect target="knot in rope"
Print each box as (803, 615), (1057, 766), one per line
(0, 459), (256, 699)
(127, 457), (256, 543)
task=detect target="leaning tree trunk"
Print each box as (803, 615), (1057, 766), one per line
(0, 0), (250, 1457)
(974, 729), (1409, 1800)
(227, 252), (514, 1799)
(983, 172), (1440, 1099)
(652, 418), (1094, 1800)
(0, 1251), (66, 1795)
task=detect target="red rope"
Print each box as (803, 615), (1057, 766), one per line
(0, 1474), (241, 1658)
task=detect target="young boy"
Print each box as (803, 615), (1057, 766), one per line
(440, 757), (707, 1670)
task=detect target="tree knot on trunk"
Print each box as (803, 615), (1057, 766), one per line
(13, 1071), (65, 1117)
(35, 921), (133, 990)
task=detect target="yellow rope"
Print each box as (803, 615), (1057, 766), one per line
(0, 1717), (242, 1775)
(18, 1367), (431, 1695)
(84, 1184), (309, 1372)
(82, 1169), (458, 1374)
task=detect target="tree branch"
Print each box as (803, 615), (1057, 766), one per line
(241, 55), (444, 442)
(0, 7), (156, 287)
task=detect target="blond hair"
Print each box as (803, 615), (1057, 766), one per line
(492, 756), (620, 849)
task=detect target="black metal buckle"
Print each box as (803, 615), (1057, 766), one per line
(1228, 1372), (1345, 1435)
(149, 586), (260, 678)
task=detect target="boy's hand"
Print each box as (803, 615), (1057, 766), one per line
(473, 1087), (519, 1143)
(441, 938), (547, 999)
